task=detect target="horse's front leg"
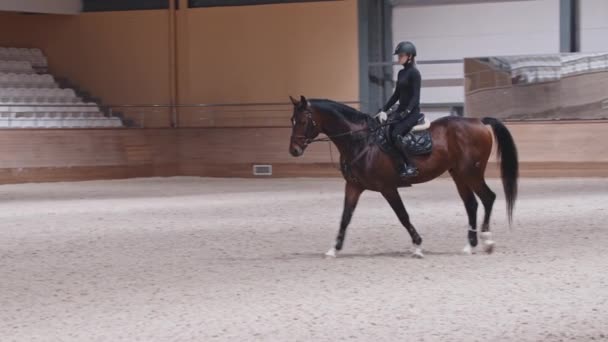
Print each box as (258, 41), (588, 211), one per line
(381, 188), (424, 258)
(325, 182), (364, 258)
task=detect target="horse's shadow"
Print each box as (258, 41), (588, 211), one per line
(291, 249), (466, 260)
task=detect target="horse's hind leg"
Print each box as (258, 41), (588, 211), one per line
(381, 188), (423, 258)
(449, 171), (479, 254)
(326, 182), (363, 258)
(470, 179), (497, 253)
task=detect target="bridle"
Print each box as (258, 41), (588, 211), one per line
(289, 107), (390, 147)
(289, 106), (399, 169)
(289, 108), (320, 147)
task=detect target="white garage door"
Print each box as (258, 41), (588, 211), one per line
(391, 0), (560, 107)
(579, 0), (608, 52)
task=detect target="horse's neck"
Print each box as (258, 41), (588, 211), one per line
(321, 118), (369, 160)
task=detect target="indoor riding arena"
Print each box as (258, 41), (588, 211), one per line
(1, 1), (607, 341)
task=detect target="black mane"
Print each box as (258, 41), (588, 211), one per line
(309, 99), (374, 126)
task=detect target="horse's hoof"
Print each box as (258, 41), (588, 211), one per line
(462, 244), (476, 255)
(325, 248), (337, 258)
(411, 246), (424, 259)
(483, 240), (495, 254)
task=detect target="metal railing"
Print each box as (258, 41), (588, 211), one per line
(368, 59), (463, 67)
(367, 58), (465, 112)
(0, 101), (361, 129)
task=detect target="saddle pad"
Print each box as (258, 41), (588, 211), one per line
(400, 130), (432, 155)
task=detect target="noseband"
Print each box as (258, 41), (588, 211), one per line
(289, 108), (318, 147)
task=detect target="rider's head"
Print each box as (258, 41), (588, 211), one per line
(394, 41), (417, 65)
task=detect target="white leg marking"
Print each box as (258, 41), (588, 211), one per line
(325, 247), (337, 258)
(464, 226), (477, 255)
(462, 244), (476, 255)
(412, 244), (424, 259)
(481, 232), (495, 254)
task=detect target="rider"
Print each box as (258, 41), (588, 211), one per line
(376, 41), (422, 178)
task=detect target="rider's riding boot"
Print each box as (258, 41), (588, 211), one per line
(388, 144), (417, 178)
(395, 137), (418, 178)
(400, 152), (419, 178)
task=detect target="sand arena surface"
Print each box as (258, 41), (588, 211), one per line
(1, 177), (607, 341)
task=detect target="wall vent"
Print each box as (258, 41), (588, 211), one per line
(253, 164), (272, 176)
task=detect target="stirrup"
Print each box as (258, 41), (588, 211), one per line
(400, 165), (419, 178)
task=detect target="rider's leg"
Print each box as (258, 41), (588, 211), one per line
(389, 121), (410, 177)
(392, 114), (421, 177)
(386, 140), (408, 173)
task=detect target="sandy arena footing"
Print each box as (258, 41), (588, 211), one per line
(1, 177), (607, 341)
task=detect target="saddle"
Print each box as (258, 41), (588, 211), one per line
(376, 115), (433, 156)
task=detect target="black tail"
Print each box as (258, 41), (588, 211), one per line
(482, 117), (519, 225)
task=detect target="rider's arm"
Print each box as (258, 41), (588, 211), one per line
(382, 89), (398, 112)
(405, 69), (421, 114)
(382, 72), (401, 112)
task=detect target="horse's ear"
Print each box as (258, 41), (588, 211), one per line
(289, 96), (298, 106)
(300, 95), (307, 105)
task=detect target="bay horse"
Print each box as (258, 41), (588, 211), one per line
(288, 96), (518, 258)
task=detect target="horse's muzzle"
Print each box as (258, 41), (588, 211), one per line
(290, 145), (303, 157)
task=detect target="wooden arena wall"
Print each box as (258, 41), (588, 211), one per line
(1, 120), (607, 184)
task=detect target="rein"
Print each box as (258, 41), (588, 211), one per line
(290, 108), (395, 146)
(290, 108), (397, 170)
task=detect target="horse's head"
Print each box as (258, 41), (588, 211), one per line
(289, 95), (321, 157)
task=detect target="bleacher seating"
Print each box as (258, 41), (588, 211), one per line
(0, 112), (122, 128)
(0, 102), (99, 113)
(0, 46), (123, 129)
(0, 47), (48, 69)
(561, 53), (608, 77)
(0, 73), (56, 88)
(488, 53), (608, 84)
(0, 60), (34, 74)
(0, 88), (78, 103)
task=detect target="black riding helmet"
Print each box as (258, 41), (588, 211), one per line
(394, 41), (417, 56)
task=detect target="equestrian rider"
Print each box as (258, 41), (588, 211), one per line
(376, 41), (422, 178)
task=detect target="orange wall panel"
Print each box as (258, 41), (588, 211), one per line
(0, 0), (358, 109)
